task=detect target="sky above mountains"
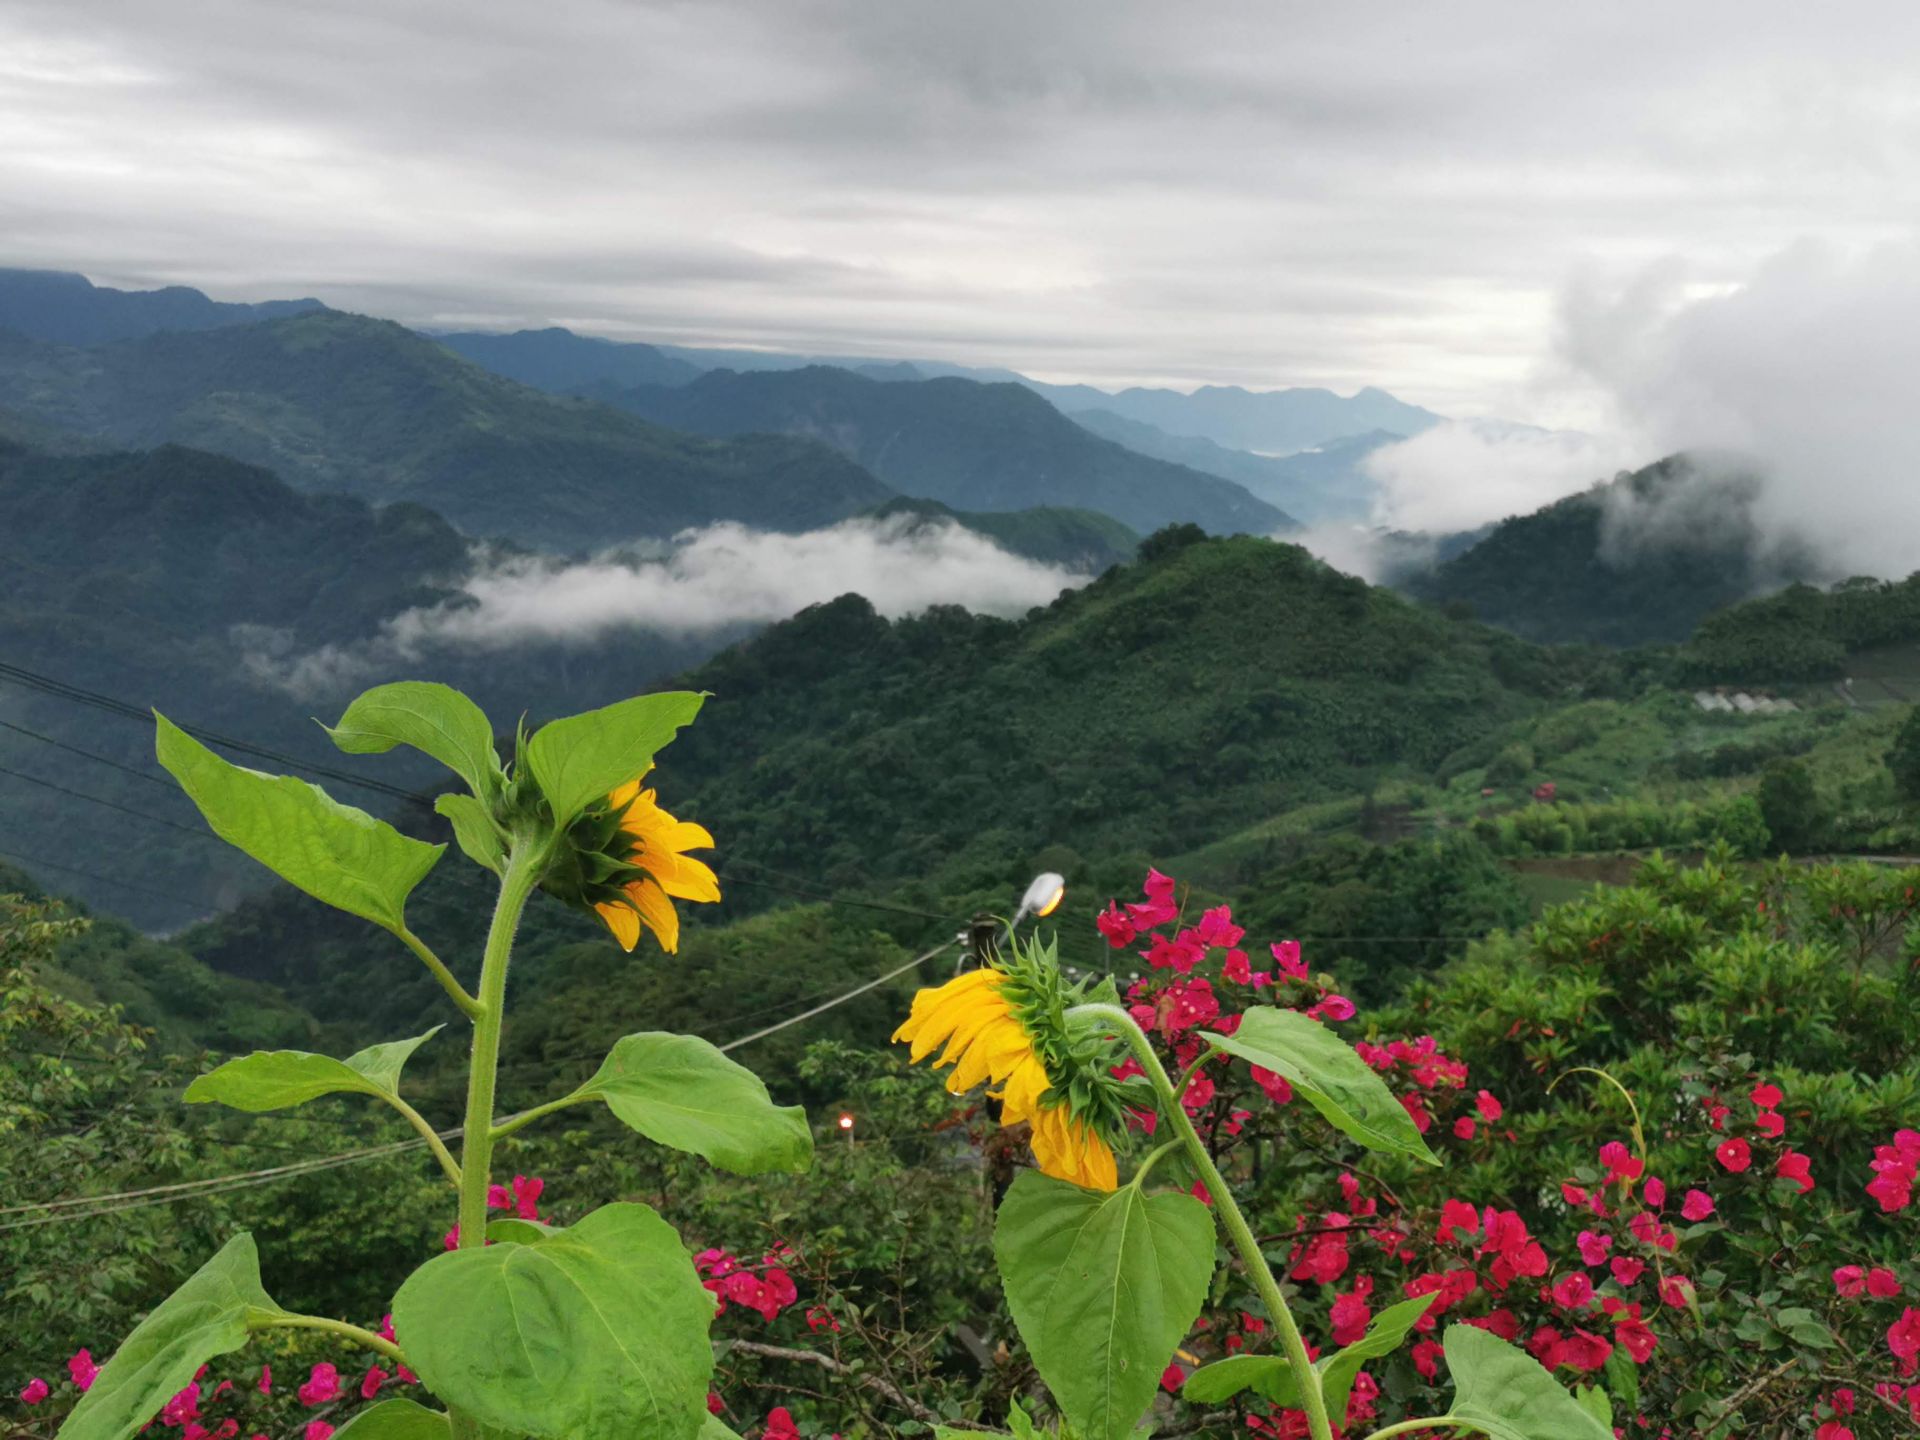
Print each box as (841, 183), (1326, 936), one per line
(5, 0), (1920, 430)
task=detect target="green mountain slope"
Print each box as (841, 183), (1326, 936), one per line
(608, 364), (1292, 536)
(0, 312), (895, 548)
(1045, 381), (1441, 454)
(1403, 456), (1825, 647)
(867, 496), (1137, 571)
(1071, 409), (1396, 522)
(0, 442), (740, 925)
(435, 326), (700, 392)
(661, 529), (1584, 886)
(0, 267), (326, 345)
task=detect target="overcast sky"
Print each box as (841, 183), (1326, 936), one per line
(4, 1), (1920, 422)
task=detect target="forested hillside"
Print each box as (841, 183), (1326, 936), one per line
(0, 313), (895, 547)
(1403, 456), (1825, 646)
(608, 364), (1294, 535)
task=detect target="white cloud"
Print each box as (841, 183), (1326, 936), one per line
(243, 515), (1088, 696)
(1559, 236), (1920, 578)
(1358, 419), (1643, 534)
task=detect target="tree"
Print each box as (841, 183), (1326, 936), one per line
(1887, 706), (1920, 800)
(1757, 757), (1822, 854)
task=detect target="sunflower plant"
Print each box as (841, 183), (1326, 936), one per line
(52, 682), (810, 1440)
(901, 924), (1614, 1440)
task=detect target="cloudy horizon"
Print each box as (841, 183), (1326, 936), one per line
(7, 1), (1920, 430)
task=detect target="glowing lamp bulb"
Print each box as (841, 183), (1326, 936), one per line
(836, 1112), (855, 1131)
(1019, 872), (1067, 922)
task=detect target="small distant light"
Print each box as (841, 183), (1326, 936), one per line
(837, 1112), (855, 1131)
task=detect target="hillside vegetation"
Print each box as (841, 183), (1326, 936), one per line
(609, 364), (1293, 535)
(0, 312), (895, 548)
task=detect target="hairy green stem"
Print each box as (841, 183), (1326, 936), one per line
(396, 924), (481, 1018)
(253, 1311), (408, 1368)
(1359, 1419), (1469, 1440)
(379, 1090), (461, 1188)
(456, 839), (542, 1252)
(1129, 1139), (1183, 1188)
(490, 1092), (589, 1142)
(1070, 1003), (1336, 1440)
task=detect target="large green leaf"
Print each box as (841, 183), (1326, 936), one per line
(563, 1032), (812, 1175)
(1181, 1354), (1296, 1406)
(392, 1201), (714, 1440)
(156, 714), (443, 932)
(523, 691), (704, 825)
(184, 1027), (442, 1111)
(56, 1234), (283, 1440)
(699, 1419), (744, 1440)
(1319, 1292), (1439, 1420)
(1210, 1007), (1438, 1164)
(330, 1400), (453, 1440)
(435, 793), (505, 875)
(326, 682), (502, 798)
(1442, 1324), (1613, 1440)
(994, 1172), (1215, 1440)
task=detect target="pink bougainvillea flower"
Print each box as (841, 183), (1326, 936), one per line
(511, 1174), (545, 1220)
(1476, 1090), (1503, 1122)
(1330, 1282), (1373, 1345)
(360, 1368), (388, 1401)
(1755, 1109), (1787, 1139)
(1610, 1257), (1646, 1287)
(1270, 940), (1309, 982)
(1551, 1273), (1594, 1309)
(1814, 1423), (1854, 1440)
(1888, 1308), (1920, 1365)
(1411, 1338), (1444, 1380)
(19, 1379), (49, 1406)
(1159, 1363), (1187, 1393)
(304, 1424), (334, 1440)
(1716, 1137), (1752, 1173)
(1777, 1149), (1815, 1194)
(1250, 1065), (1293, 1105)
(1642, 1176), (1666, 1208)
(1453, 1117), (1476, 1140)
(761, 1408), (801, 1440)
(1598, 1141), (1643, 1187)
(257, 1364), (271, 1395)
(1835, 1266), (1868, 1298)
(1869, 1268), (1903, 1298)
(162, 1383), (201, 1426)
(805, 1306), (839, 1333)
(1309, 993), (1357, 1022)
(1680, 1188), (1715, 1221)
(706, 1394), (725, 1417)
(1437, 1198), (1481, 1243)
(485, 1183), (512, 1210)
(1095, 901), (1137, 949)
(1751, 1082), (1783, 1109)
(1613, 1310), (1657, 1363)
(68, 1349), (98, 1392)
(298, 1364), (340, 1407)
(1576, 1230), (1612, 1267)
(1659, 1275), (1695, 1309)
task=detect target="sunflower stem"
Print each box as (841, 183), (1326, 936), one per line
(1069, 1002), (1337, 1440)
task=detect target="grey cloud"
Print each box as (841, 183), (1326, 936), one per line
(6, 2), (1920, 412)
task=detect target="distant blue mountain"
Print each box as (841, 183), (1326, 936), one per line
(434, 326), (700, 393)
(0, 268), (326, 345)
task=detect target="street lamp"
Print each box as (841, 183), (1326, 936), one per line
(1013, 871), (1066, 926)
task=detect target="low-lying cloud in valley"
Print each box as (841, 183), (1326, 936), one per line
(1309, 234), (1920, 585)
(242, 514), (1089, 697)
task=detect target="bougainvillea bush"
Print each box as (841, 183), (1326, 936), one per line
(1076, 850), (1920, 1438)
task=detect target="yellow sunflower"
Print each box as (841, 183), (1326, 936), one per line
(893, 967), (1119, 1191)
(591, 777), (720, 954)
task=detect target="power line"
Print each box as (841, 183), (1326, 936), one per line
(0, 937), (960, 1231)
(0, 844), (222, 914)
(0, 717), (175, 788)
(0, 762), (216, 839)
(0, 659), (423, 802)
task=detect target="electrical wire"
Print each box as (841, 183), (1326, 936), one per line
(0, 936), (960, 1232)
(0, 762), (217, 839)
(0, 717), (175, 787)
(0, 659), (424, 801)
